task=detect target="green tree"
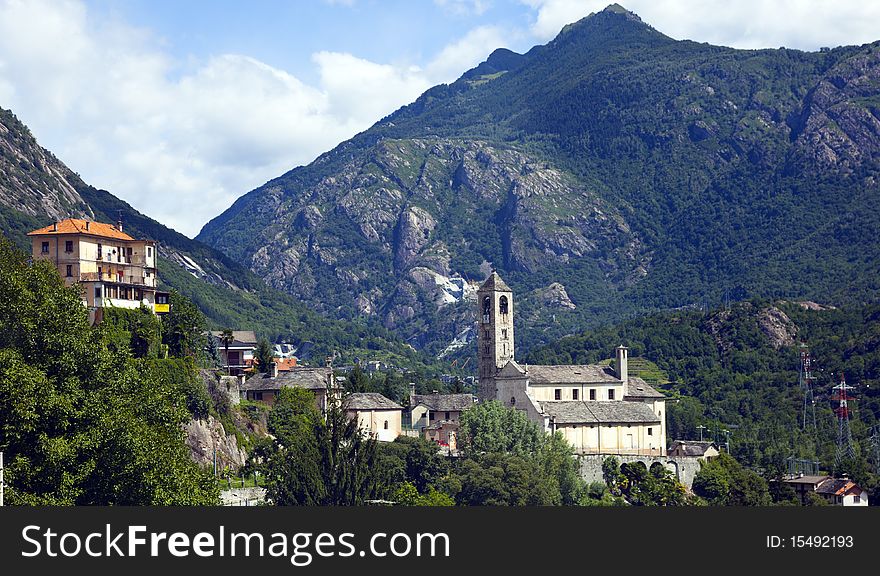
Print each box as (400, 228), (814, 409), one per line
(692, 453), (771, 506)
(0, 237), (218, 505)
(458, 401), (544, 456)
(255, 337), (274, 374)
(162, 291), (207, 360)
(218, 328), (234, 375)
(260, 391), (380, 505)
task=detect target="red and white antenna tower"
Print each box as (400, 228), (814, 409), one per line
(831, 374), (857, 470)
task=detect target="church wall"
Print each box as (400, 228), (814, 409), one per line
(556, 422), (663, 455)
(496, 376), (545, 425)
(528, 382), (625, 402)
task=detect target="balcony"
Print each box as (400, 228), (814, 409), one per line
(79, 272), (156, 287)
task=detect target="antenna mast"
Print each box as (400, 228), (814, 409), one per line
(832, 374), (857, 471)
(799, 344), (817, 430)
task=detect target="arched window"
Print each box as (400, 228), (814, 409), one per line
(499, 295), (509, 315)
(384, 420), (389, 430)
(482, 296), (491, 321)
(510, 396), (516, 406)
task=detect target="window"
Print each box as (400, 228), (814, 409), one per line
(147, 246), (152, 257)
(65, 240), (73, 253)
(41, 241), (49, 254)
(484, 329), (490, 339)
(255, 392), (263, 401)
(510, 396), (516, 406)
(383, 420), (389, 430)
(65, 265), (72, 277)
(94, 287), (101, 299)
(572, 389), (579, 400)
(429, 412), (435, 421)
(554, 389), (561, 400)
(484, 345), (490, 355)
(501, 328), (508, 340)
(97, 243), (102, 259)
(445, 411), (450, 420)
(589, 389), (596, 400)
(608, 389), (615, 400)
(648, 427), (653, 436)
(482, 296), (491, 322)
(499, 295), (509, 315)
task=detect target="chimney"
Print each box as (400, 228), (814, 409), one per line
(409, 383), (416, 407)
(238, 374), (245, 387)
(52, 222), (58, 231)
(85, 221), (90, 231)
(616, 345), (629, 383)
(116, 218), (122, 232)
(271, 361), (278, 378)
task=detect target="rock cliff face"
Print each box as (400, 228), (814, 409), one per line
(184, 416), (248, 471)
(0, 108), (93, 222)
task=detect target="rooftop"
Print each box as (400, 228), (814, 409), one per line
(209, 330), (259, 347)
(412, 393), (475, 412)
(28, 218), (137, 241)
(625, 377), (665, 398)
(345, 392), (403, 411)
(668, 440), (718, 456)
(539, 400), (661, 424)
(479, 271), (512, 292)
(241, 367), (333, 391)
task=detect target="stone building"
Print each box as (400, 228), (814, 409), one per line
(408, 387), (475, 448)
(476, 272), (667, 456)
(240, 365), (337, 412)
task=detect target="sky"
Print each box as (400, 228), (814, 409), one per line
(1, 0), (879, 237)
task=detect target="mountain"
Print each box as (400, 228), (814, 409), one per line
(0, 106), (430, 369)
(196, 5), (880, 356)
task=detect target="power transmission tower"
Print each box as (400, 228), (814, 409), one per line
(832, 375), (857, 471)
(799, 344), (817, 430)
(869, 425), (880, 475)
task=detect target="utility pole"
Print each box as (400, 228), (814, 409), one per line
(1, 451), (5, 507)
(697, 425), (707, 442)
(722, 429), (731, 454)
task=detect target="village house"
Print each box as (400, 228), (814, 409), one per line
(240, 364), (337, 413)
(667, 440), (720, 459)
(477, 272), (667, 456)
(28, 218), (169, 322)
(344, 392), (404, 442)
(209, 330), (258, 376)
(783, 475), (869, 506)
(409, 387), (475, 448)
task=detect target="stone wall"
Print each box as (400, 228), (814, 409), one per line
(184, 415), (248, 472)
(578, 453), (704, 488)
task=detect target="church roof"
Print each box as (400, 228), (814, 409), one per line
(539, 401), (661, 424)
(625, 377), (665, 399)
(668, 440), (718, 456)
(526, 364), (618, 385)
(479, 271), (511, 292)
(412, 393), (475, 411)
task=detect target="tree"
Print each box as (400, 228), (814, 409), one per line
(260, 391), (381, 505)
(692, 453), (771, 506)
(0, 237), (218, 505)
(255, 337), (274, 374)
(161, 291), (207, 360)
(219, 328), (234, 375)
(458, 401), (544, 456)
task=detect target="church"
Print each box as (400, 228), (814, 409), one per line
(477, 272), (667, 456)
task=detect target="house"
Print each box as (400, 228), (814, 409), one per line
(424, 421), (459, 451)
(477, 272), (667, 456)
(240, 364), (337, 413)
(28, 218), (167, 323)
(344, 392), (403, 442)
(409, 389), (475, 427)
(209, 330), (258, 376)
(783, 475), (869, 506)
(667, 441), (720, 459)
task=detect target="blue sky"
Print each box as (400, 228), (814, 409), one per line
(1, 0), (879, 237)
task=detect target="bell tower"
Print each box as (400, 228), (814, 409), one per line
(476, 271), (514, 401)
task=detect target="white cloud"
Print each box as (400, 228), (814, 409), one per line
(434, 0), (492, 16)
(0, 0), (511, 237)
(426, 25), (511, 82)
(523, 0), (880, 50)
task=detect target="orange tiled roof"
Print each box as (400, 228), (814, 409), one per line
(28, 218), (136, 241)
(275, 357), (298, 371)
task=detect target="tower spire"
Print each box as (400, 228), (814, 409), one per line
(476, 272), (514, 402)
